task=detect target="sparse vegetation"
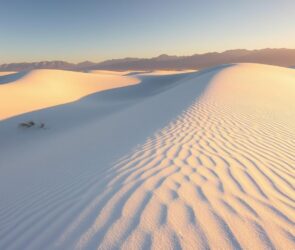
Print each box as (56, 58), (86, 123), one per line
(18, 120), (45, 129)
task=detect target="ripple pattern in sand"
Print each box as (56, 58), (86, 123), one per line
(1, 72), (295, 250)
(56, 97), (295, 250)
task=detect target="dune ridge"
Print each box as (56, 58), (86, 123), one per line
(0, 64), (294, 249)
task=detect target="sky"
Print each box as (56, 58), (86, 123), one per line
(1, 0), (295, 63)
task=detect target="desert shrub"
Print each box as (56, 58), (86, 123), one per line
(19, 121), (34, 128)
(18, 121), (45, 129)
(27, 121), (35, 126)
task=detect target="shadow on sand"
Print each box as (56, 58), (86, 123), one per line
(0, 71), (28, 85)
(0, 64), (233, 249)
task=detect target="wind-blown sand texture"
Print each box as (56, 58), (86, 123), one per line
(0, 64), (294, 249)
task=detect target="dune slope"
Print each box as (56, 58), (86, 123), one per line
(0, 64), (294, 249)
(0, 69), (139, 120)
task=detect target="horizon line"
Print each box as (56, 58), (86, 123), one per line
(1, 47), (294, 65)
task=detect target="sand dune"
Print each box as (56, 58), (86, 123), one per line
(0, 69), (139, 120)
(0, 64), (294, 249)
(89, 70), (195, 76)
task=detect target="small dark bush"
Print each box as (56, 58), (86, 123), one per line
(19, 122), (32, 128)
(27, 121), (35, 126)
(18, 121), (45, 129)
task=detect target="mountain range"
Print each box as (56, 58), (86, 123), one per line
(1, 48), (295, 72)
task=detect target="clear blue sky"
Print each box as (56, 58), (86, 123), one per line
(1, 0), (295, 63)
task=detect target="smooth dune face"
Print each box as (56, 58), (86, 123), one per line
(209, 63), (295, 106)
(0, 64), (294, 249)
(0, 69), (139, 120)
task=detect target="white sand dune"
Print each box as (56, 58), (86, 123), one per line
(0, 64), (294, 249)
(0, 69), (139, 120)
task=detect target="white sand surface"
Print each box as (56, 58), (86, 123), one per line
(0, 64), (294, 249)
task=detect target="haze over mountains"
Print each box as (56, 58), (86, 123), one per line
(1, 48), (295, 72)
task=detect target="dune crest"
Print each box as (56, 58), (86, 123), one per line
(0, 64), (294, 249)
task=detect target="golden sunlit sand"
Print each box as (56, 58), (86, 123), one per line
(0, 71), (16, 76)
(0, 64), (294, 249)
(0, 69), (139, 120)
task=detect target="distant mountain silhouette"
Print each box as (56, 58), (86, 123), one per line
(0, 61), (76, 72)
(1, 49), (295, 72)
